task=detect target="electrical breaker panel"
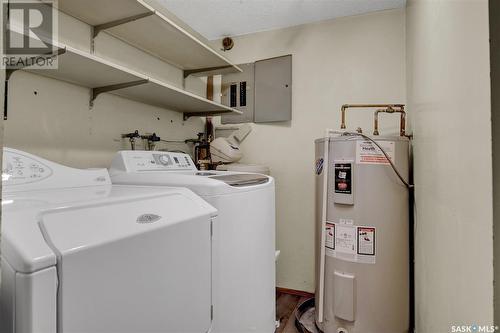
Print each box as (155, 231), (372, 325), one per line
(221, 55), (292, 124)
(221, 63), (255, 124)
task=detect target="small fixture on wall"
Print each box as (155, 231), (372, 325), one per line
(222, 37), (234, 51)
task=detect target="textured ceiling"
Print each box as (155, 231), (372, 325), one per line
(157, 0), (406, 40)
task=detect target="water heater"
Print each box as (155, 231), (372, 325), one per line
(314, 106), (410, 333)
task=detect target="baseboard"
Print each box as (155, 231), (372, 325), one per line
(276, 287), (314, 298)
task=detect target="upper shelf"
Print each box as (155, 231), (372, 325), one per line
(7, 27), (242, 119)
(57, 0), (242, 77)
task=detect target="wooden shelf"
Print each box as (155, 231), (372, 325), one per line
(6, 28), (242, 119)
(57, 0), (242, 77)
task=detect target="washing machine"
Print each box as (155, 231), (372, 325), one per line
(110, 150), (276, 333)
(0, 148), (217, 333)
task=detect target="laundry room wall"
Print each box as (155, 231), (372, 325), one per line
(3, 8), (207, 168)
(209, 8), (406, 293)
(406, 0), (493, 331)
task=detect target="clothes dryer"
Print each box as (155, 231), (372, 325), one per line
(0, 148), (216, 333)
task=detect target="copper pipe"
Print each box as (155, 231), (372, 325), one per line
(373, 106), (406, 136)
(400, 107), (406, 136)
(340, 104), (406, 136)
(341, 104), (350, 129)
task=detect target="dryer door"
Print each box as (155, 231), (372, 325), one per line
(40, 193), (212, 333)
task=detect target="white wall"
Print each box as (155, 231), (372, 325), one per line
(4, 9), (206, 168)
(209, 9), (406, 292)
(406, 0), (494, 331)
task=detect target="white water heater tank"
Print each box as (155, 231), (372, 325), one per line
(314, 134), (409, 333)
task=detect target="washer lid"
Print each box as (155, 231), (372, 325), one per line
(111, 171), (274, 196)
(209, 174), (270, 187)
(217, 163), (270, 175)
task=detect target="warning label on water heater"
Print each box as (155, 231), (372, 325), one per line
(325, 223), (335, 249)
(325, 223), (335, 257)
(325, 221), (376, 264)
(357, 227), (375, 256)
(356, 140), (395, 165)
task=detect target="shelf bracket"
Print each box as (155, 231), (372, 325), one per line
(183, 66), (234, 78)
(93, 11), (155, 38)
(183, 110), (232, 121)
(90, 26), (96, 53)
(3, 47), (66, 120)
(3, 69), (16, 120)
(90, 79), (149, 107)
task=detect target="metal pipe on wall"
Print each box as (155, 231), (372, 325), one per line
(373, 106), (406, 136)
(340, 104), (406, 136)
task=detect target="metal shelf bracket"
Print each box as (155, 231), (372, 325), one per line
(90, 79), (149, 107)
(93, 11), (155, 38)
(3, 47), (66, 120)
(183, 110), (232, 121)
(183, 66), (233, 78)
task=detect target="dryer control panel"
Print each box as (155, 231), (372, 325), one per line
(3, 150), (53, 185)
(2, 148), (111, 192)
(113, 151), (198, 172)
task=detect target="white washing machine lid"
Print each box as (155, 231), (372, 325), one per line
(110, 150), (274, 196)
(217, 163), (270, 175)
(111, 171), (273, 196)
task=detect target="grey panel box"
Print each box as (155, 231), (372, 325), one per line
(221, 63), (255, 124)
(254, 55), (292, 123)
